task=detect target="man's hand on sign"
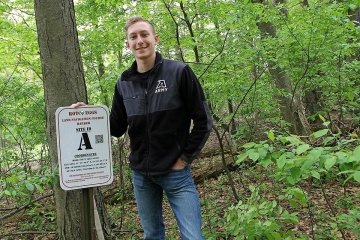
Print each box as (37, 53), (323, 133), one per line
(70, 102), (87, 108)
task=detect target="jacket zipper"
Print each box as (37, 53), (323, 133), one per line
(145, 88), (150, 175)
(144, 60), (162, 176)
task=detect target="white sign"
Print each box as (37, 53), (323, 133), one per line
(55, 105), (113, 190)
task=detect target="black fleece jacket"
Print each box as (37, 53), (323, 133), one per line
(110, 52), (212, 175)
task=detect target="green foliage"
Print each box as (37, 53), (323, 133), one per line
(237, 128), (360, 185)
(0, 165), (53, 204)
(226, 185), (299, 240)
(336, 208), (360, 238)
(21, 202), (56, 231)
(1, 0), (360, 238)
(231, 127), (359, 239)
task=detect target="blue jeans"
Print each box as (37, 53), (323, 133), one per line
(132, 166), (204, 240)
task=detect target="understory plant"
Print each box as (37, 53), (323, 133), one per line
(226, 122), (360, 239)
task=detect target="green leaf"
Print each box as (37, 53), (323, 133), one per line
(236, 152), (248, 164)
(324, 156), (336, 170)
(290, 167), (301, 182)
(243, 142), (256, 149)
(296, 144), (310, 155)
(4, 190), (11, 196)
(248, 151), (260, 161)
(260, 156), (272, 167)
(353, 172), (360, 183)
(276, 154), (287, 168)
(309, 148), (323, 160)
(26, 182), (35, 192)
(35, 183), (44, 192)
(11, 190), (17, 197)
(6, 175), (20, 183)
(285, 136), (302, 146)
(352, 145), (360, 160)
(268, 130), (275, 142)
(312, 129), (329, 138)
(323, 121), (331, 127)
(319, 114), (326, 122)
(257, 147), (268, 159)
(290, 188), (307, 205)
(301, 157), (317, 171)
(311, 171), (321, 180)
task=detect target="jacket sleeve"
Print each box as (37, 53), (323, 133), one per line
(179, 65), (213, 164)
(109, 82), (128, 137)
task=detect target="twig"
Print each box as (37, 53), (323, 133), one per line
(0, 192), (53, 222)
(0, 231), (56, 238)
(198, 31), (229, 80)
(162, 1), (185, 62)
(220, 68), (266, 140)
(212, 125), (240, 202)
(319, 179), (347, 240)
(179, 1), (200, 62)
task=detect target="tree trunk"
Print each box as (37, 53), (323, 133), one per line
(34, 0), (110, 239)
(349, 7), (360, 27)
(253, 0), (310, 135)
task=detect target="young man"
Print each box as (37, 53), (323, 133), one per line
(110, 16), (212, 239)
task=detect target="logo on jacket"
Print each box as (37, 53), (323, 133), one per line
(155, 80), (168, 93)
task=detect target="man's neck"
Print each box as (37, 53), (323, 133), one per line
(136, 53), (156, 73)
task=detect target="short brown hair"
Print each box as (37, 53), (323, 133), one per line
(124, 16), (156, 35)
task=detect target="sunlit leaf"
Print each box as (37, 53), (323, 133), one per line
(324, 156), (337, 170)
(353, 172), (360, 183)
(312, 129), (329, 138)
(26, 182), (35, 192)
(311, 171), (320, 180)
(243, 142), (256, 149)
(296, 144), (310, 155)
(353, 145), (360, 160)
(248, 151), (260, 161)
(268, 130), (275, 142)
(236, 152), (248, 164)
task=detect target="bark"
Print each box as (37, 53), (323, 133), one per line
(96, 55), (110, 106)
(301, 0), (309, 8)
(34, 0), (110, 239)
(349, 7), (360, 61)
(349, 7), (360, 27)
(227, 99), (237, 134)
(304, 90), (323, 121)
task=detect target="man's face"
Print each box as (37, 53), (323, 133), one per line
(126, 21), (159, 61)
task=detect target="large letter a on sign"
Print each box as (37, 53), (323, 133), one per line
(78, 133), (93, 150)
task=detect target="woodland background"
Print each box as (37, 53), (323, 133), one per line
(0, 0), (359, 239)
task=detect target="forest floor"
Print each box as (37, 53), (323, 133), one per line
(1, 163), (359, 240)
(110, 168), (360, 240)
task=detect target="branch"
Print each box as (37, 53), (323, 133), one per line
(319, 179), (347, 240)
(198, 31), (229, 80)
(220, 68), (266, 140)
(0, 61), (20, 97)
(179, 1), (199, 62)
(0, 231), (55, 238)
(0, 192), (53, 222)
(162, 1), (185, 62)
(211, 125), (239, 202)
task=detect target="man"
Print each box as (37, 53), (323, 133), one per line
(75, 16), (212, 239)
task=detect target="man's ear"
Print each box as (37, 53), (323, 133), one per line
(155, 35), (159, 45)
(125, 40), (129, 48)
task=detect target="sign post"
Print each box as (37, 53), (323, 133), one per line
(55, 105), (113, 239)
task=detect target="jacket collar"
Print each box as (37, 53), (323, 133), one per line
(127, 52), (163, 76)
